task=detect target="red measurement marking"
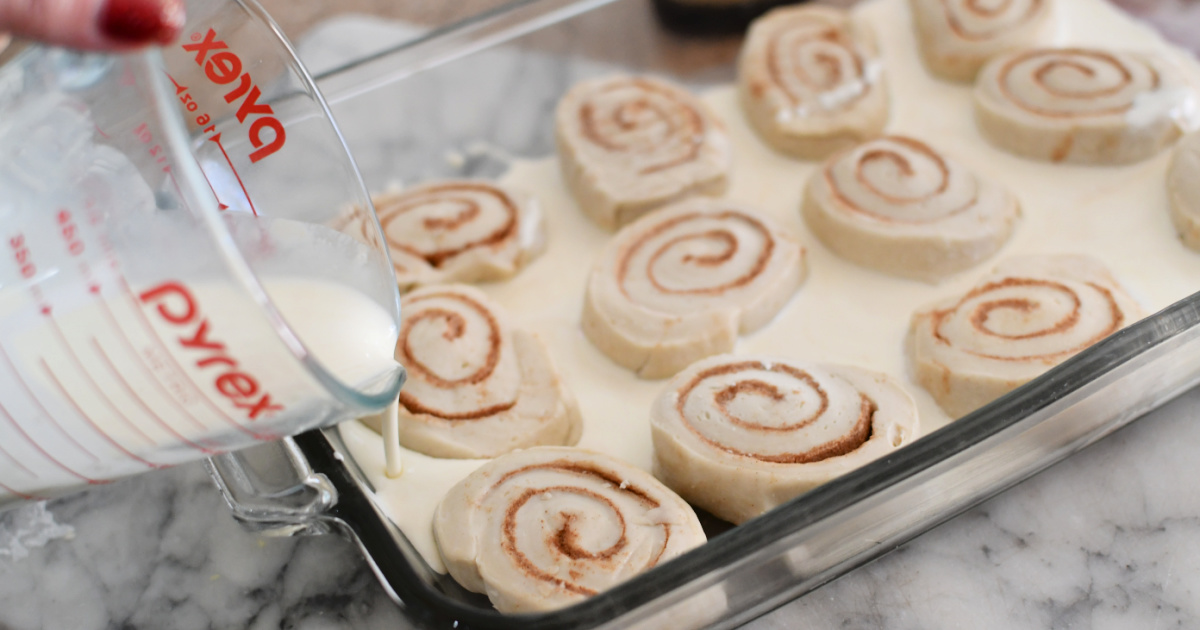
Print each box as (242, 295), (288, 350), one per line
(0, 409), (46, 497)
(96, 296), (208, 434)
(40, 359), (166, 470)
(70, 230), (106, 299)
(91, 339), (215, 455)
(132, 123), (171, 174)
(8, 234), (36, 280)
(71, 242), (181, 451)
(57, 209), (86, 257)
(167, 72), (187, 95)
(208, 133), (257, 216)
(114, 276), (271, 440)
(83, 202), (121, 272)
(0, 481), (42, 501)
(165, 73), (214, 133)
(196, 170), (230, 211)
(0, 347), (107, 484)
(44, 318), (157, 448)
(162, 73), (231, 211)
(0, 433), (38, 479)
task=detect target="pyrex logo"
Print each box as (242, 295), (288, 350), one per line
(182, 29), (286, 164)
(140, 281), (284, 422)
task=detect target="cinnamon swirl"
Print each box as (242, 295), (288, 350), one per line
(974, 47), (1200, 164)
(434, 446), (706, 613)
(738, 5), (889, 160)
(910, 0), (1057, 82)
(908, 255), (1142, 418)
(803, 135), (1021, 282)
(651, 355), (919, 524)
(555, 75), (732, 230)
(387, 285), (582, 458)
(582, 198), (806, 379)
(367, 180), (546, 290)
(1167, 131), (1200, 251)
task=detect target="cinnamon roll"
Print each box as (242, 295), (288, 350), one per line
(908, 255), (1142, 418)
(389, 285), (582, 458)
(434, 446), (706, 613)
(651, 355), (919, 524)
(974, 48), (1200, 164)
(555, 75), (733, 230)
(738, 6), (889, 160)
(1167, 131), (1200, 251)
(362, 180), (546, 291)
(582, 198), (806, 379)
(803, 135), (1021, 282)
(909, 0), (1057, 82)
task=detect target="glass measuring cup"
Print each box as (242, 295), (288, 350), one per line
(0, 0), (405, 507)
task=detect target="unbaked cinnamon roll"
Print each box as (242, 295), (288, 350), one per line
(1167, 131), (1200, 250)
(388, 285), (581, 458)
(909, 0), (1057, 82)
(974, 47), (1200, 164)
(803, 135), (1020, 282)
(582, 198), (806, 379)
(555, 75), (732, 230)
(367, 180), (546, 291)
(909, 255), (1142, 418)
(434, 446), (706, 613)
(738, 5), (889, 159)
(651, 355), (919, 524)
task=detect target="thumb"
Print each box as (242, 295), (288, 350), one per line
(0, 0), (185, 52)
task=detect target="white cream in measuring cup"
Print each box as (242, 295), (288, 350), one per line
(0, 0), (406, 506)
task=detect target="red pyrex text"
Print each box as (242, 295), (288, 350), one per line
(139, 281), (284, 421)
(8, 235), (35, 279)
(182, 29), (287, 163)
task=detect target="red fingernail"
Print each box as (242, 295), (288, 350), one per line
(100, 0), (186, 45)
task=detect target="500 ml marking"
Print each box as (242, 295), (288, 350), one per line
(56, 210), (86, 258)
(8, 235), (35, 280)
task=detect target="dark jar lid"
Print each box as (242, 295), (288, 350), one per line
(651, 0), (812, 37)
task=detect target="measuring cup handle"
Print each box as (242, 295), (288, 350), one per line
(206, 437), (338, 537)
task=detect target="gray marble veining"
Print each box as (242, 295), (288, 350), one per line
(0, 463), (407, 630)
(754, 389), (1200, 629)
(3, 384), (1199, 629)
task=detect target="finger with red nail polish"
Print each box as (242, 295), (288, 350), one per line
(0, 0), (185, 51)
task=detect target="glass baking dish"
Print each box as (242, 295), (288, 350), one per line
(207, 0), (1200, 627)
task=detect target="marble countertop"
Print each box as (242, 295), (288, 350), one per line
(4, 1), (1200, 628)
(3, 385), (1199, 629)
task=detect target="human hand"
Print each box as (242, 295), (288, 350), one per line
(0, 0), (184, 52)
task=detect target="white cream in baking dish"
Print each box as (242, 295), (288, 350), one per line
(340, 0), (1200, 572)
